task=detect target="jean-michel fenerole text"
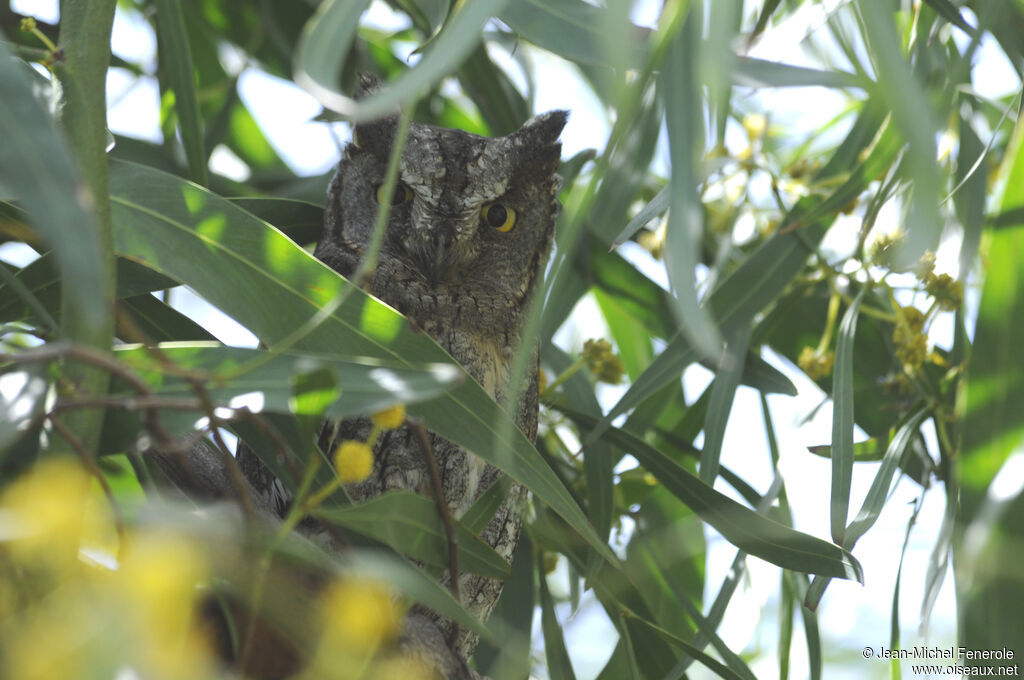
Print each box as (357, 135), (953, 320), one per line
(877, 646), (1016, 661)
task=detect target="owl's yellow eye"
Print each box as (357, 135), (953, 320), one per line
(375, 182), (413, 206)
(482, 203), (516, 233)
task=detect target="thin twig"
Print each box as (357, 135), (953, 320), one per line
(409, 418), (461, 610)
(49, 416), (126, 548)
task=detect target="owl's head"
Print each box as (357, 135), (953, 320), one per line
(318, 85), (567, 318)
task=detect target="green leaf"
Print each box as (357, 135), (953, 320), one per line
(155, 0), (208, 186)
(921, 0), (978, 35)
(857, 0), (941, 268)
(611, 185), (669, 249)
(296, 0), (508, 121)
(955, 103), (1024, 656)
(699, 326), (750, 484)
(228, 198), (323, 246)
(537, 552), (577, 680)
(110, 343), (460, 432)
(844, 408), (928, 542)
(118, 293), (217, 342)
(628, 616), (747, 680)
(829, 289), (865, 545)
(562, 408), (864, 581)
(0, 43), (106, 334)
(585, 210), (829, 447)
(734, 57), (867, 89)
(500, 0), (648, 69)
(108, 160), (615, 565)
(662, 13), (721, 360)
(544, 343), (614, 544)
(472, 533), (534, 679)
(314, 491), (510, 580)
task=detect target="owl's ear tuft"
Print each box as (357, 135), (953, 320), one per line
(517, 110), (569, 146)
(355, 73), (383, 99)
(351, 73), (398, 155)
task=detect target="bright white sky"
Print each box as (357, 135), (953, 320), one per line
(7, 1), (1024, 678)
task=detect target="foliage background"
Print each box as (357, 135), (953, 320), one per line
(1, 0), (1023, 678)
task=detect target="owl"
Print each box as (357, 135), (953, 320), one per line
(241, 75), (567, 677)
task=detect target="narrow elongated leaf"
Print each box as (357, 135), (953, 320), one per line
(699, 326), (751, 484)
(472, 533), (534, 677)
(537, 553), (577, 680)
(956, 107), (1024, 657)
(296, 0), (508, 121)
(0, 44), (105, 333)
(584, 212), (828, 448)
(857, 0), (941, 267)
(922, 0), (978, 34)
(500, 0), (649, 69)
(629, 616), (746, 680)
(734, 57), (866, 89)
(563, 408), (863, 581)
(108, 161), (614, 565)
(111, 343), (460, 424)
(155, 0), (207, 186)
(611, 185), (669, 248)
(315, 492), (509, 580)
(119, 293), (217, 342)
(662, 13), (721, 360)
(829, 289), (865, 545)
(544, 343), (613, 544)
(845, 408), (928, 542)
(229, 198), (323, 246)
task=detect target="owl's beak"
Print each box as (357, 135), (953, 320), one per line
(416, 229), (454, 287)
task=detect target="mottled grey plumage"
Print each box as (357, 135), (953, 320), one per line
(242, 75), (566, 676)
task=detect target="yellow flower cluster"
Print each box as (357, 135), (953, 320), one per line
(582, 338), (625, 385)
(371, 404), (406, 430)
(797, 346), (835, 380)
(0, 459), (214, 680)
(893, 305), (928, 370)
(923, 272), (963, 311)
(301, 578), (438, 680)
(331, 405), (406, 485)
(334, 440), (375, 484)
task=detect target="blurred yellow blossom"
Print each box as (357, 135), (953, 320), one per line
(0, 458), (99, 567)
(334, 440), (375, 483)
(893, 305), (928, 371)
(798, 346), (834, 380)
(371, 404), (406, 430)
(372, 655), (438, 680)
(320, 579), (400, 651)
(582, 339), (625, 385)
(118, 531), (212, 680)
(742, 113), (768, 139)
(924, 272), (963, 311)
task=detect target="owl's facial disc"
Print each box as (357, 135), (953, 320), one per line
(401, 205), (481, 286)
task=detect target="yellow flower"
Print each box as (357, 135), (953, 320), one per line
(742, 113), (767, 140)
(320, 579), (400, 651)
(924, 272), (963, 311)
(582, 338), (625, 385)
(334, 440), (375, 483)
(0, 457), (97, 567)
(371, 404), (406, 430)
(893, 305), (928, 371)
(797, 346), (834, 380)
(538, 367), (548, 395)
(372, 655), (438, 680)
(118, 531), (211, 680)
